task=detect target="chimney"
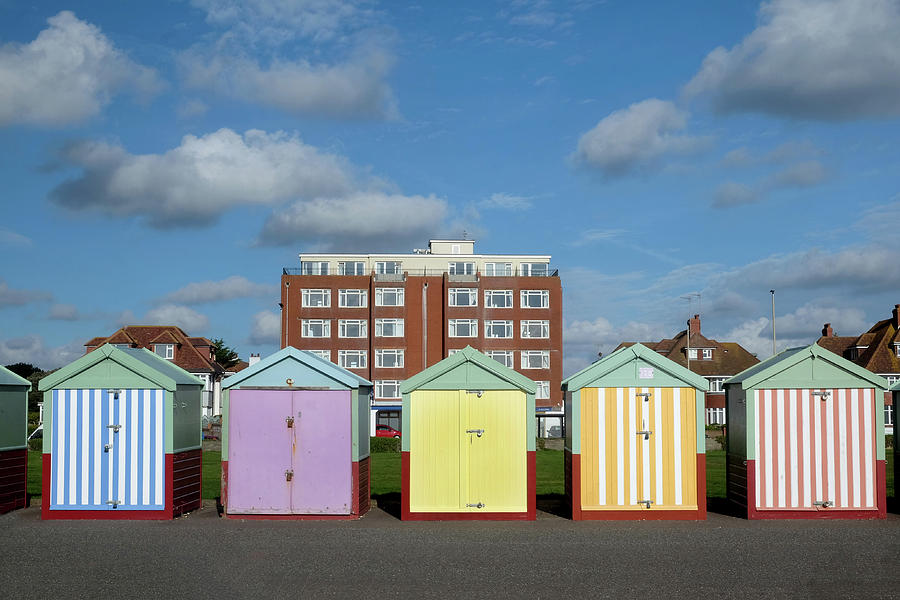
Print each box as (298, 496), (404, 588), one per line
(249, 353), (260, 366)
(822, 323), (834, 337)
(893, 304), (900, 329)
(688, 314), (701, 336)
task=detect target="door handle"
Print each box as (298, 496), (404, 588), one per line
(466, 429), (484, 437)
(637, 500), (653, 508)
(813, 500), (832, 508)
(104, 444), (112, 453)
(286, 416), (294, 428)
(285, 470), (294, 482)
(106, 424), (121, 433)
(466, 502), (485, 508)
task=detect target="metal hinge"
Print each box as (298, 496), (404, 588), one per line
(813, 500), (832, 508)
(106, 500), (120, 508)
(637, 500), (653, 508)
(812, 391), (831, 401)
(466, 502), (485, 509)
(285, 470), (294, 482)
(466, 429), (484, 437)
(466, 390), (484, 397)
(286, 416), (294, 428)
(636, 392), (651, 401)
(106, 424), (121, 433)
(636, 430), (653, 440)
(108, 389), (122, 399)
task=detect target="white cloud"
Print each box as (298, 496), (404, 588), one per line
(0, 335), (85, 370)
(177, 99), (208, 119)
(248, 310), (281, 345)
(684, 0), (900, 120)
(48, 303), (80, 321)
(191, 0), (371, 44)
(720, 303), (869, 359)
(183, 0), (396, 118)
(136, 304), (210, 332)
(259, 191), (448, 250)
(181, 51), (397, 119)
(563, 317), (661, 376)
(0, 229), (32, 246)
(0, 11), (162, 127)
(481, 192), (533, 211)
(0, 279), (51, 308)
(574, 99), (710, 176)
(50, 128), (354, 228)
(159, 276), (278, 304)
(713, 182), (758, 207)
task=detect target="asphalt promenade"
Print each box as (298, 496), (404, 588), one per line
(2, 503), (898, 599)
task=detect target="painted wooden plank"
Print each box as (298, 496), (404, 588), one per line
(409, 390), (463, 512)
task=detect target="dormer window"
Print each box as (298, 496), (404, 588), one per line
(702, 349), (713, 360)
(895, 344), (900, 358)
(687, 348), (698, 360)
(155, 344), (174, 360)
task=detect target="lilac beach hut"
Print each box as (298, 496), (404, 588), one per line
(221, 347), (372, 519)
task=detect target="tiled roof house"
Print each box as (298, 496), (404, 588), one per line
(816, 304), (900, 432)
(616, 314), (760, 425)
(85, 326), (226, 416)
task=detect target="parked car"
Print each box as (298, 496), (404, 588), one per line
(548, 425), (562, 438)
(375, 424), (401, 438)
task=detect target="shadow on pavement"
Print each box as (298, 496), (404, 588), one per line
(372, 493), (401, 520)
(537, 494), (569, 518)
(706, 496), (744, 518)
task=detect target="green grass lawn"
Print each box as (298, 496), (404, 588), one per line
(26, 447), (895, 502)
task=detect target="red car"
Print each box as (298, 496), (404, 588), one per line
(375, 424), (401, 438)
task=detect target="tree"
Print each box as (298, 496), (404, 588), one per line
(211, 338), (240, 368)
(4, 362), (41, 378)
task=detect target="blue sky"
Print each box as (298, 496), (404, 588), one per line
(1, 0), (899, 375)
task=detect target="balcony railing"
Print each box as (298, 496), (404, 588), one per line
(283, 266), (559, 277)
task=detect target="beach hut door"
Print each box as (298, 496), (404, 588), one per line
(291, 390), (351, 514)
(50, 389), (165, 511)
(465, 390), (527, 512)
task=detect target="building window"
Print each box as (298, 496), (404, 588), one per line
(448, 261), (475, 275)
(520, 263), (549, 276)
(306, 349), (331, 361)
(521, 350), (549, 369)
(375, 349), (404, 368)
(885, 404), (894, 427)
(449, 319), (478, 337)
(484, 262), (512, 276)
(521, 320), (549, 339)
(375, 380), (402, 399)
(520, 290), (549, 308)
(339, 289), (367, 308)
(154, 344), (174, 360)
(301, 261), (329, 275)
(448, 349), (462, 356)
(338, 261), (366, 275)
(302, 319), (331, 338)
(375, 318), (404, 337)
(706, 408), (726, 426)
(338, 350), (366, 369)
(448, 287), (478, 307)
(687, 348), (698, 360)
(451, 244), (461, 254)
(338, 319), (367, 338)
(886, 375), (899, 386)
(486, 350), (514, 368)
(375, 287), (404, 306)
(375, 261), (401, 275)
(485, 320), (513, 338)
(484, 289), (513, 308)
(536, 381), (550, 400)
(112, 344), (131, 349)
(707, 377), (727, 392)
(376, 410), (401, 432)
(301, 289), (331, 307)
(895, 345), (900, 358)
(702, 349), (713, 360)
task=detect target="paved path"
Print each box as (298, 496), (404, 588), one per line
(2, 504), (898, 598)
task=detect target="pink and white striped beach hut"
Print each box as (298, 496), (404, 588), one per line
(725, 344), (888, 519)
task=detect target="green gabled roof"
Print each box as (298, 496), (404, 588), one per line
(727, 344), (889, 390)
(38, 344), (201, 391)
(562, 343), (710, 391)
(400, 346), (536, 394)
(0, 364), (31, 389)
(222, 347), (371, 390)
(890, 380), (900, 392)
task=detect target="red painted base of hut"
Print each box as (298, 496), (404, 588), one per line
(401, 451), (536, 521)
(567, 450), (707, 520)
(221, 456), (370, 520)
(40, 450), (202, 520)
(739, 459), (887, 520)
(0, 448), (27, 515)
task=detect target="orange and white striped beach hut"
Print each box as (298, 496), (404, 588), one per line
(725, 344), (888, 519)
